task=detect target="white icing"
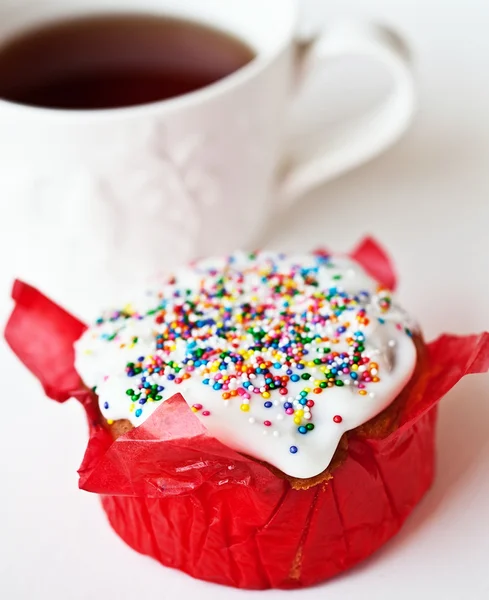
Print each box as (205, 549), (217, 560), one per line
(75, 251), (417, 479)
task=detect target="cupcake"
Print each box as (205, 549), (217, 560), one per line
(5, 238), (489, 589)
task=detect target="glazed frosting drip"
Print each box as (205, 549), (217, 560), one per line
(75, 251), (417, 479)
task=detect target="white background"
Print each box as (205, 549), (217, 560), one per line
(1, 0), (489, 598)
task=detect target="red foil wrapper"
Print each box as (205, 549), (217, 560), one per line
(5, 239), (489, 590)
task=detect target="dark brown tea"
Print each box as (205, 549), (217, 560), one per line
(0, 14), (255, 110)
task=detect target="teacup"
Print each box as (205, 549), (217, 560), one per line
(0, 0), (415, 317)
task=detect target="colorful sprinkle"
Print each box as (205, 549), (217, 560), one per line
(83, 250), (414, 469)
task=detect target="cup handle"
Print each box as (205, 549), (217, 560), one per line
(278, 21), (416, 206)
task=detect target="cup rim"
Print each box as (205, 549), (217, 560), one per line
(0, 0), (298, 122)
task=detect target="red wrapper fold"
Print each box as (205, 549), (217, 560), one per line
(5, 239), (489, 589)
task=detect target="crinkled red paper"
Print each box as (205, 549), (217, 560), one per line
(5, 238), (489, 589)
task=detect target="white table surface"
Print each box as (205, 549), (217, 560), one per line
(1, 0), (489, 598)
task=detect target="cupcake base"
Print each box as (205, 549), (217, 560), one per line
(100, 407), (437, 589)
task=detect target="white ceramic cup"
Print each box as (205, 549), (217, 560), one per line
(0, 0), (415, 318)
